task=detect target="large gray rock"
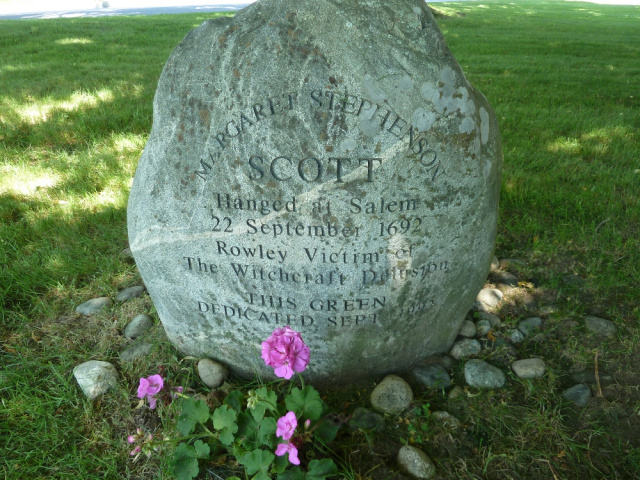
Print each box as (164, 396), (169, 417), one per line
(127, 0), (502, 383)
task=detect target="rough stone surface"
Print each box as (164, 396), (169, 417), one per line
(585, 316), (617, 338)
(508, 329), (525, 344)
(198, 358), (228, 388)
(476, 311), (501, 328)
(562, 384), (592, 407)
(127, 0), (502, 383)
(518, 317), (542, 336)
(119, 342), (153, 362)
(412, 364), (451, 389)
(458, 320), (477, 338)
(116, 286), (145, 302)
(476, 288), (503, 311)
(75, 297), (112, 316)
(449, 339), (482, 360)
(464, 359), (506, 389)
(124, 314), (154, 339)
(475, 318), (492, 336)
(370, 375), (414, 414)
(431, 410), (462, 429)
(571, 368), (615, 386)
(397, 445), (436, 479)
(73, 360), (119, 400)
(349, 407), (385, 432)
(511, 358), (546, 379)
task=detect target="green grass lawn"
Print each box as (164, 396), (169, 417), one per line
(1, 1), (640, 479)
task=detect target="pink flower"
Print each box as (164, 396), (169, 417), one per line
(276, 411), (298, 440)
(261, 326), (310, 379)
(275, 442), (300, 465)
(137, 375), (164, 409)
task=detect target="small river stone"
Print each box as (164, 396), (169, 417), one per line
(412, 364), (451, 390)
(508, 329), (525, 344)
(562, 384), (592, 407)
(73, 360), (119, 400)
(431, 411), (462, 429)
(464, 359), (506, 389)
(585, 316), (617, 338)
(511, 358), (546, 379)
(124, 314), (154, 339)
(349, 407), (385, 432)
(496, 271), (518, 287)
(370, 375), (414, 415)
(571, 368), (615, 386)
(476, 311), (501, 328)
(116, 286), (145, 302)
(75, 297), (112, 316)
(476, 288), (503, 311)
(397, 445), (436, 479)
(119, 342), (153, 362)
(458, 320), (477, 338)
(476, 318), (492, 336)
(198, 358), (228, 388)
(490, 256), (500, 271)
(518, 317), (542, 336)
(449, 339), (482, 360)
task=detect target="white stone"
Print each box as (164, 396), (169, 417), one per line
(476, 288), (503, 311)
(511, 358), (546, 379)
(127, 0), (502, 383)
(458, 320), (477, 338)
(370, 375), (413, 415)
(73, 361), (119, 400)
(397, 445), (436, 479)
(197, 358), (228, 389)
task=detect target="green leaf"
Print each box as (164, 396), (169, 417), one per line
(172, 443), (200, 480)
(285, 386), (323, 421)
(277, 466), (305, 480)
(238, 448), (275, 477)
(307, 459), (338, 480)
(314, 419), (339, 444)
(224, 390), (245, 413)
(256, 416), (277, 448)
(193, 440), (211, 459)
(251, 387), (278, 423)
(212, 404), (239, 445)
(177, 397), (211, 436)
(272, 454), (289, 474)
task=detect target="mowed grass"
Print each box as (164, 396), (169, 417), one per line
(1, 1), (640, 479)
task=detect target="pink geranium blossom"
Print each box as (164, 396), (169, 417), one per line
(261, 326), (310, 379)
(276, 411), (298, 440)
(275, 442), (300, 465)
(137, 375), (164, 409)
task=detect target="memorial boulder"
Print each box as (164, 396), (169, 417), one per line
(128, 0), (502, 383)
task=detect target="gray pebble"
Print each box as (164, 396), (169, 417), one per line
(476, 311), (501, 328)
(119, 342), (153, 362)
(120, 247), (135, 264)
(571, 368), (614, 386)
(431, 411), (462, 429)
(508, 329), (525, 344)
(458, 320), (477, 338)
(464, 359), (506, 389)
(370, 374), (414, 415)
(75, 297), (112, 316)
(518, 317), (543, 336)
(440, 355), (454, 372)
(397, 445), (436, 479)
(476, 288), (503, 311)
(585, 316), (617, 338)
(512, 358), (546, 379)
(123, 314), (153, 339)
(349, 407), (385, 432)
(116, 286), (145, 302)
(476, 319), (493, 337)
(496, 271), (519, 287)
(448, 386), (464, 399)
(198, 358), (228, 389)
(73, 360), (119, 400)
(449, 339), (482, 360)
(562, 384), (592, 407)
(412, 364), (451, 390)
